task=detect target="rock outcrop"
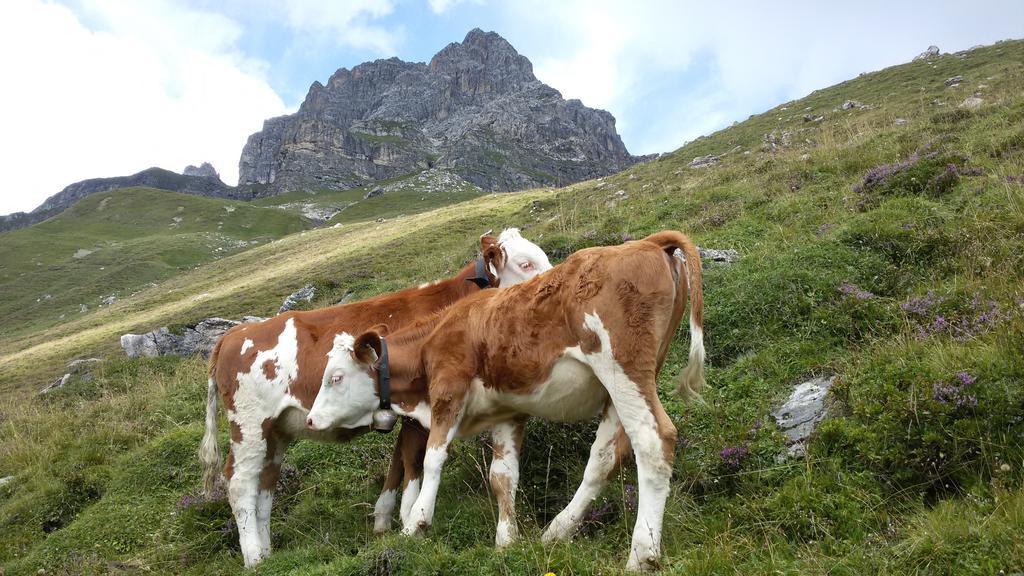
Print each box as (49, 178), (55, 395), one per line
(772, 375), (835, 458)
(1, 167), (243, 233)
(239, 29), (639, 195)
(121, 317), (264, 359)
(183, 162), (220, 179)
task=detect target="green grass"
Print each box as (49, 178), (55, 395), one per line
(1, 40), (1024, 575)
(0, 188), (309, 342)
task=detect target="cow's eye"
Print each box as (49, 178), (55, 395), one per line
(519, 261), (533, 271)
(330, 374), (343, 385)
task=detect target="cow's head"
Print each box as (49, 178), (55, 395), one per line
(307, 229), (551, 431)
(306, 332), (383, 431)
(481, 228), (552, 287)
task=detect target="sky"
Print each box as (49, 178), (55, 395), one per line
(1, 1), (1022, 215)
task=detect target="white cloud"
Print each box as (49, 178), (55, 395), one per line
(427, 0), (479, 15)
(0, 0), (288, 215)
(279, 0), (400, 53)
(508, 0), (1024, 155)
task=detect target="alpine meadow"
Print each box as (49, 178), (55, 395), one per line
(2, 35), (1024, 576)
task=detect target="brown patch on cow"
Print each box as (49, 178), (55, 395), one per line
(607, 426), (634, 481)
(262, 359), (277, 380)
(258, 417), (287, 491)
(490, 472), (515, 519)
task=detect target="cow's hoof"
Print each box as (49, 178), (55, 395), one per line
(540, 520), (573, 544)
(625, 550), (661, 573)
(402, 520), (430, 537)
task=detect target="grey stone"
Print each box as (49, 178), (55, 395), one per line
(913, 45), (940, 61)
(280, 284), (317, 313)
(364, 186), (384, 199)
(772, 375), (835, 458)
(803, 114), (824, 122)
(945, 75), (963, 87)
(894, 117), (909, 126)
(959, 96), (984, 110)
(840, 100), (871, 110)
(40, 358), (102, 395)
(100, 295), (117, 306)
(242, 315), (269, 324)
(0, 476), (12, 489)
(238, 29), (639, 195)
(689, 154), (720, 169)
(698, 248), (739, 264)
(121, 318), (241, 359)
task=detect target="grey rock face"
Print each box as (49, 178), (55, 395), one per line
(183, 162), (220, 178)
(238, 29), (639, 195)
(913, 45), (940, 61)
(279, 284), (316, 313)
(772, 375), (835, 458)
(945, 75), (963, 87)
(121, 317), (241, 359)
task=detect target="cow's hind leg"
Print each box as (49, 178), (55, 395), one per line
(490, 418), (526, 548)
(226, 425), (271, 567)
(255, 431), (287, 557)
(542, 403), (631, 543)
(582, 313), (676, 572)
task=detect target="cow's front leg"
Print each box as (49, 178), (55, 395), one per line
(373, 426), (406, 534)
(402, 391), (464, 537)
(490, 418), (526, 548)
(542, 403), (630, 543)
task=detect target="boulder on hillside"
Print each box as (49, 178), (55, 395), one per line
(913, 45), (940, 61)
(772, 375), (835, 458)
(279, 285), (316, 313)
(40, 358), (102, 395)
(698, 247), (740, 264)
(120, 317), (259, 359)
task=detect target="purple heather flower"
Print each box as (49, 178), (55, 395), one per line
(720, 445), (749, 467)
(839, 282), (875, 300)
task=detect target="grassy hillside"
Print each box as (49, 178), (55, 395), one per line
(2, 40), (1024, 575)
(0, 188), (310, 343)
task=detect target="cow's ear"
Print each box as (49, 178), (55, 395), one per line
(480, 234), (505, 284)
(369, 323), (389, 337)
(353, 332), (382, 366)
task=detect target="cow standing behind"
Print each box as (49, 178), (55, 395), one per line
(199, 229), (551, 567)
(306, 231), (704, 572)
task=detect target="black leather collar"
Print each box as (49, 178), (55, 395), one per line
(378, 337), (391, 410)
(467, 257), (492, 289)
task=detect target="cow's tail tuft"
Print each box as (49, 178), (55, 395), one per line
(199, 351), (223, 497)
(644, 231), (706, 401)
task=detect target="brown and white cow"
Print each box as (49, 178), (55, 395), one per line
(199, 228), (551, 567)
(306, 230), (705, 572)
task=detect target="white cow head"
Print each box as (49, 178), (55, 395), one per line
(483, 228), (553, 287)
(306, 332), (382, 431)
(306, 228), (551, 431)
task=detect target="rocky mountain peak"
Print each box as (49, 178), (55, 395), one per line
(238, 29), (638, 194)
(183, 162), (219, 179)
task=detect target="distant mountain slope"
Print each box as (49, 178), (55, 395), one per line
(0, 187), (308, 341)
(239, 28), (640, 195)
(1, 167), (244, 233)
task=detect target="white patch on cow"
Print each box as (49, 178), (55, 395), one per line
(256, 489), (273, 554)
(240, 339), (254, 354)
(394, 401), (431, 429)
(399, 477), (421, 526)
(543, 403), (622, 543)
(490, 422), (520, 548)
(580, 312), (670, 571)
(459, 356), (605, 436)
(403, 445), (449, 535)
(373, 488), (398, 534)
(225, 318), (304, 568)
(306, 332), (379, 430)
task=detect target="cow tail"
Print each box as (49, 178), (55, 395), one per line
(199, 341), (224, 497)
(644, 231), (706, 400)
